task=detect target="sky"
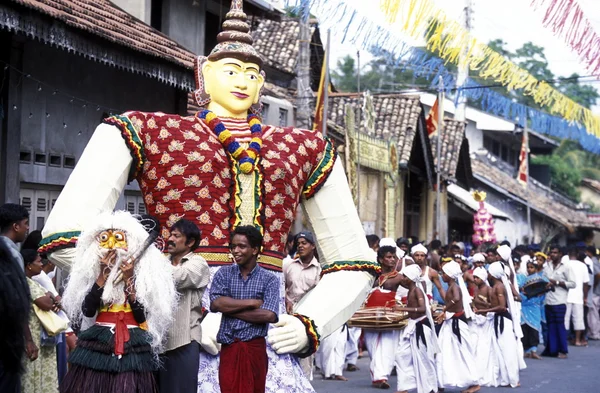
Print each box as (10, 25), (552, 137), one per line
(316, 0), (600, 112)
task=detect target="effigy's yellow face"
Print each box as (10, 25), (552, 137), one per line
(202, 58), (264, 118)
(97, 230), (128, 250)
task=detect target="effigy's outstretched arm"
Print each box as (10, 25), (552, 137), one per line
(268, 159), (377, 355)
(40, 124), (132, 272)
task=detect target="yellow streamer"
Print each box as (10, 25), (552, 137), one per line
(378, 0), (600, 138)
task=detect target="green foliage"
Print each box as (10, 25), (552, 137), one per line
(531, 154), (581, 200)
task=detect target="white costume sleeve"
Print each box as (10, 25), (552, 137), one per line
(295, 159), (375, 338)
(41, 124), (132, 272)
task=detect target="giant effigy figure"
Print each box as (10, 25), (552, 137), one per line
(40, 1), (376, 391)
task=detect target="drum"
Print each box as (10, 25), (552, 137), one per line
(347, 306), (409, 330)
(522, 277), (552, 298)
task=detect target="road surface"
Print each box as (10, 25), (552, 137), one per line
(311, 340), (598, 392)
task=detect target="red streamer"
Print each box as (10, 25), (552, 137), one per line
(531, 0), (600, 77)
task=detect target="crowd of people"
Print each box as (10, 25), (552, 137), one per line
(306, 234), (600, 393)
(3, 198), (599, 393)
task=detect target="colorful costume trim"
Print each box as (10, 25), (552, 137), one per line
(197, 110), (263, 174)
(38, 230), (80, 254)
(303, 138), (336, 199)
(320, 260), (381, 278)
(253, 164), (264, 234)
(104, 115), (145, 181)
(292, 313), (320, 358)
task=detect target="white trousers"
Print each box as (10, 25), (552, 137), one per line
(587, 295), (600, 339)
(565, 302), (585, 331)
(364, 329), (400, 382)
(345, 327), (361, 365)
(316, 325), (347, 377)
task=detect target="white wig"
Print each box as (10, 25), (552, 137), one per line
(62, 211), (177, 354)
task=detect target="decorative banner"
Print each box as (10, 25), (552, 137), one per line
(377, 0), (600, 137)
(288, 0), (600, 146)
(530, 0), (600, 78)
(362, 91), (376, 134)
(344, 104), (359, 206)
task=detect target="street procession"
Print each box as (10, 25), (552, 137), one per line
(3, 0), (600, 392)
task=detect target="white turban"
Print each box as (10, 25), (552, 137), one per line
(442, 261), (474, 319)
(473, 267), (488, 282)
(379, 237), (405, 259)
(487, 262), (523, 339)
(473, 253), (486, 263)
(497, 244), (512, 263)
(401, 264), (422, 282)
(411, 243), (428, 255)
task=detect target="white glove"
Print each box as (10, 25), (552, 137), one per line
(267, 314), (310, 354)
(199, 312), (222, 355)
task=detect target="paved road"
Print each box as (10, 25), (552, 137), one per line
(311, 340), (599, 393)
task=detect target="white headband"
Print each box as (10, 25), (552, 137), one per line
(401, 264), (422, 282)
(473, 266), (488, 282)
(473, 253), (486, 263)
(411, 243), (428, 255)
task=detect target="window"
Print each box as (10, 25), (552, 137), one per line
(35, 153), (46, 165)
(64, 156), (76, 168)
(49, 154), (61, 167)
(21, 197), (32, 212)
(262, 103), (270, 121)
(278, 108), (288, 127)
(20, 151), (32, 163)
(127, 202), (136, 214)
(37, 198), (47, 212)
(138, 203), (146, 214)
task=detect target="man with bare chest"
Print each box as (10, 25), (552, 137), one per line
(473, 262), (521, 388)
(394, 264), (439, 393)
(363, 246), (403, 389)
(435, 261), (480, 393)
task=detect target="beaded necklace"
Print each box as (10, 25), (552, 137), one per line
(198, 109), (263, 174)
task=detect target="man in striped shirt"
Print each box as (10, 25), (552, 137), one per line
(210, 225), (279, 393)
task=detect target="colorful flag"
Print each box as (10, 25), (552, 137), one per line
(426, 98), (439, 136)
(313, 53), (330, 132)
(517, 131), (528, 186)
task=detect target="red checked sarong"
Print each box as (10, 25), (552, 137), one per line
(219, 337), (268, 393)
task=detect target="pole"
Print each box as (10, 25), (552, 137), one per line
(296, 3), (311, 129)
(321, 30), (330, 137)
(454, 0), (472, 121)
(435, 77), (444, 241)
(356, 50), (361, 218)
(525, 126), (532, 242)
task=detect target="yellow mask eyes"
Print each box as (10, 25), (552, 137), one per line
(97, 230), (128, 250)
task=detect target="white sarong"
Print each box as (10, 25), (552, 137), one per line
(345, 327), (362, 366)
(395, 317), (438, 393)
(316, 324), (347, 378)
(364, 329), (400, 383)
(489, 313), (520, 387)
(436, 313), (479, 389)
(471, 313), (496, 387)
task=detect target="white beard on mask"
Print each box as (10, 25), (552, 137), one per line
(98, 247), (130, 306)
(62, 211), (178, 354)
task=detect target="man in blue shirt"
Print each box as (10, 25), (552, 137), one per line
(210, 225), (279, 393)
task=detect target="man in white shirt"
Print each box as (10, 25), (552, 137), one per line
(565, 248), (590, 347)
(543, 245), (575, 358)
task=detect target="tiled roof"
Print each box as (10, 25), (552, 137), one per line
(9, 0), (194, 69)
(327, 93), (423, 165)
(471, 156), (597, 230)
(582, 178), (600, 194)
(251, 16), (316, 75)
(431, 118), (466, 180)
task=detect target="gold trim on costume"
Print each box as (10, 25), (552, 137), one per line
(197, 252), (282, 268)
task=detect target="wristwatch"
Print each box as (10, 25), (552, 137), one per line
(555, 280), (559, 286)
